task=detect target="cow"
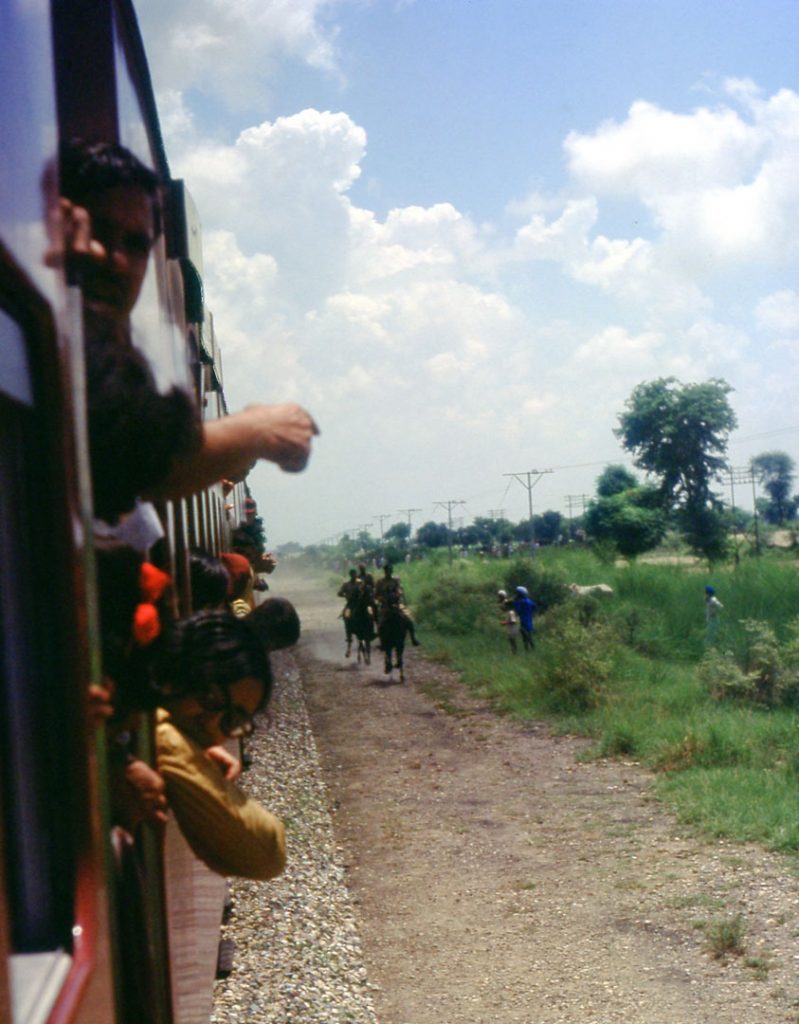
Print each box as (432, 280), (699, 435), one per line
(568, 583), (614, 597)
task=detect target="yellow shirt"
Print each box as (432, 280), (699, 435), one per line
(156, 711), (285, 880)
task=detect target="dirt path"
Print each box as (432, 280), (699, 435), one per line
(280, 567), (799, 1024)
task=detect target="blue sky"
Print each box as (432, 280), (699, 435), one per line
(137, 0), (799, 544)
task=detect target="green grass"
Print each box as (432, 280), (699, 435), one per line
(396, 547), (799, 854)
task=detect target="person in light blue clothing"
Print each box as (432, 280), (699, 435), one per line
(512, 586), (537, 652)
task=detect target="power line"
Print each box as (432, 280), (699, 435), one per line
(372, 513), (392, 541)
(433, 499), (465, 563)
(503, 469), (554, 546)
(397, 507), (422, 534)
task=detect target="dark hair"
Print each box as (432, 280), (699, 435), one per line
(60, 138), (159, 203)
(189, 549), (230, 610)
(85, 315), (201, 522)
(245, 598), (300, 651)
(158, 611), (272, 707)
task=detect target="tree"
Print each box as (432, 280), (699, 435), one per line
(750, 451), (797, 525)
(535, 510), (564, 545)
(384, 522), (411, 544)
(596, 464), (638, 498)
(415, 521), (450, 549)
(616, 378), (736, 506)
(584, 487), (667, 558)
(616, 377), (737, 560)
(471, 516), (514, 545)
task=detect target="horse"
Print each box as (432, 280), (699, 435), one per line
(345, 588), (375, 665)
(377, 598), (411, 683)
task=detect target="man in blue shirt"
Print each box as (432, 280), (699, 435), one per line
(512, 586), (537, 651)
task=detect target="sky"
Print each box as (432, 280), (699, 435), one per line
(135, 0), (799, 546)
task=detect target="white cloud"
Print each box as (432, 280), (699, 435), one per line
(756, 289), (799, 333)
(131, 3), (799, 539)
(565, 99), (763, 196)
(564, 84), (799, 269)
(138, 0), (341, 108)
(572, 326), (662, 366)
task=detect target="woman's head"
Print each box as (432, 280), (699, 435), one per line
(158, 611), (272, 746)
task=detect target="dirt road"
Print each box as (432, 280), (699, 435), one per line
(282, 567), (799, 1024)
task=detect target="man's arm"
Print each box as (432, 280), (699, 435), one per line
(150, 403), (319, 500)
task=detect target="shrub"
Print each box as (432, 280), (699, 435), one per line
(706, 914), (746, 960)
(503, 557), (569, 612)
(699, 617), (799, 708)
(538, 603), (618, 712)
(414, 573), (496, 635)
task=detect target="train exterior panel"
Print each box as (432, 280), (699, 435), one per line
(1, 1), (251, 1020)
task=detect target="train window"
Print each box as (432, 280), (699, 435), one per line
(0, 306), (77, 1020)
(112, 3), (193, 398)
(0, 309), (32, 404)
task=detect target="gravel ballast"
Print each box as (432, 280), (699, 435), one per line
(211, 650), (379, 1024)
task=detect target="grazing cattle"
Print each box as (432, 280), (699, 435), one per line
(568, 583), (614, 597)
(378, 596), (411, 683)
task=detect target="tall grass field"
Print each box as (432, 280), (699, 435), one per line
(394, 549), (799, 855)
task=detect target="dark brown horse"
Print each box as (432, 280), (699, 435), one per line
(377, 596), (410, 682)
(346, 587), (375, 665)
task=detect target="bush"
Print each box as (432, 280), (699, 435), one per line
(699, 618), (799, 708)
(414, 572), (496, 635)
(503, 557), (569, 612)
(538, 603), (618, 712)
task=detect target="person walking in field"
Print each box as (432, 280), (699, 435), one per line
(497, 589), (519, 654)
(512, 586), (537, 652)
(705, 585), (723, 643)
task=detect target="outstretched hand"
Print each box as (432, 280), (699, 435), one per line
(246, 403), (320, 473)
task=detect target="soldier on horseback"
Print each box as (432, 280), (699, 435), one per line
(337, 568), (360, 656)
(374, 564), (420, 647)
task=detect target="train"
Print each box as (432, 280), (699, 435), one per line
(1, 1), (259, 1020)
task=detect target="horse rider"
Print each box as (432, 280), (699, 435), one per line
(375, 564), (420, 646)
(337, 568), (360, 655)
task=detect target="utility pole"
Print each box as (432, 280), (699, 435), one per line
(503, 469), (553, 550)
(373, 513), (391, 543)
(434, 499), (465, 564)
(565, 493), (589, 539)
(728, 466), (760, 555)
(397, 507), (422, 539)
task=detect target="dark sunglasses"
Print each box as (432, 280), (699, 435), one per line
(198, 684), (256, 739)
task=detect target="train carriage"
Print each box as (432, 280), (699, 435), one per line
(1, 2), (250, 1020)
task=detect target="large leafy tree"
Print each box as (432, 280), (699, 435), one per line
(750, 451), (797, 524)
(616, 378), (737, 561)
(616, 378), (737, 507)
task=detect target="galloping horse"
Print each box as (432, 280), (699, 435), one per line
(346, 586), (375, 665)
(378, 594), (410, 682)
